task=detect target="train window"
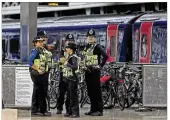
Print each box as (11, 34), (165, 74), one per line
(110, 36), (115, 57)
(9, 38), (20, 53)
(91, 7), (100, 14)
(141, 34), (147, 57)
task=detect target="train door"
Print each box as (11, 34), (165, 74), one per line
(139, 22), (153, 63)
(107, 24), (119, 62)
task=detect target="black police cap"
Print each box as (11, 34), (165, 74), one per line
(66, 34), (74, 41)
(66, 42), (77, 50)
(87, 29), (95, 36)
(32, 36), (44, 42)
(37, 30), (47, 37)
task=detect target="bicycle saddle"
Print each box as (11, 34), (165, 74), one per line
(125, 71), (135, 76)
(137, 66), (142, 70)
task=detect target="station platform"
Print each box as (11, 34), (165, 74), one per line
(13, 107), (167, 120)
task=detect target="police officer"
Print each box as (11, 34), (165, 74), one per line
(28, 36), (51, 116)
(37, 30), (53, 112)
(83, 29), (108, 116)
(56, 34), (75, 114)
(63, 42), (80, 118)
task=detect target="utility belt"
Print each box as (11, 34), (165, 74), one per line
(86, 65), (100, 73)
(29, 67), (49, 76)
(62, 67), (79, 82)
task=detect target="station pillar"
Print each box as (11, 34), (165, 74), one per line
(20, 2), (37, 63)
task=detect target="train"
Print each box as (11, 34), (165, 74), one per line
(2, 11), (167, 63)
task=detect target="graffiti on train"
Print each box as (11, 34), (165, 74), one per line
(151, 26), (167, 63)
(132, 29), (140, 63)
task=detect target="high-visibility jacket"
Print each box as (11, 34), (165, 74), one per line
(83, 44), (98, 66)
(62, 54), (80, 77)
(34, 47), (54, 72)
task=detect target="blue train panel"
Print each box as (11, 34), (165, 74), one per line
(132, 22), (141, 63)
(2, 28), (20, 32)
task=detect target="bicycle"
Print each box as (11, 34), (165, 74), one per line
(47, 66), (60, 110)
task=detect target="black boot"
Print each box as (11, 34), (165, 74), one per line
(31, 112), (38, 117)
(84, 111), (93, 115)
(56, 109), (62, 114)
(43, 111), (51, 116)
(36, 111), (51, 116)
(91, 111), (103, 116)
(70, 114), (80, 118)
(64, 113), (70, 117)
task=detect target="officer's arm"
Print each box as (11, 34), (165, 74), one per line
(96, 45), (108, 68)
(28, 49), (40, 71)
(66, 57), (78, 71)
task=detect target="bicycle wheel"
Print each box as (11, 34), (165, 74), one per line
(101, 84), (112, 108)
(110, 87), (117, 108)
(85, 89), (90, 104)
(136, 80), (142, 104)
(80, 88), (90, 108)
(78, 81), (86, 103)
(47, 84), (58, 109)
(117, 84), (125, 111)
(78, 87), (83, 103)
(125, 90), (135, 108)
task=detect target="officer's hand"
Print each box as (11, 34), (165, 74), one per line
(60, 57), (66, 64)
(38, 69), (44, 75)
(82, 67), (91, 72)
(82, 66), (87, 71)
(64, 61), (68, 66)
(93, 65), (100, 69)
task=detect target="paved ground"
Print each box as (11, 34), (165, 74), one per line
(18, 107), (167, 120)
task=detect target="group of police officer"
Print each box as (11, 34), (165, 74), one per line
(28, 29), (108, 118)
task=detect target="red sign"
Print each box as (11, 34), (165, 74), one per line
(107, 24), (119, 62)
(139, 22), (153, 63)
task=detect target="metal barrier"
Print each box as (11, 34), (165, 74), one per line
(105, 63), (167, 107)
(2, 64), (167, 108)
(2, 65), (32, 108)
(142, 64), (167, 107)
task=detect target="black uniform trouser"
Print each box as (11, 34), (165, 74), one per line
(65, 77), (79, 115)
(31, 73), (48, 113)
(85, 69), (103, 113)
(43, 72), (49, 111)
(57, 72), (69, 111)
